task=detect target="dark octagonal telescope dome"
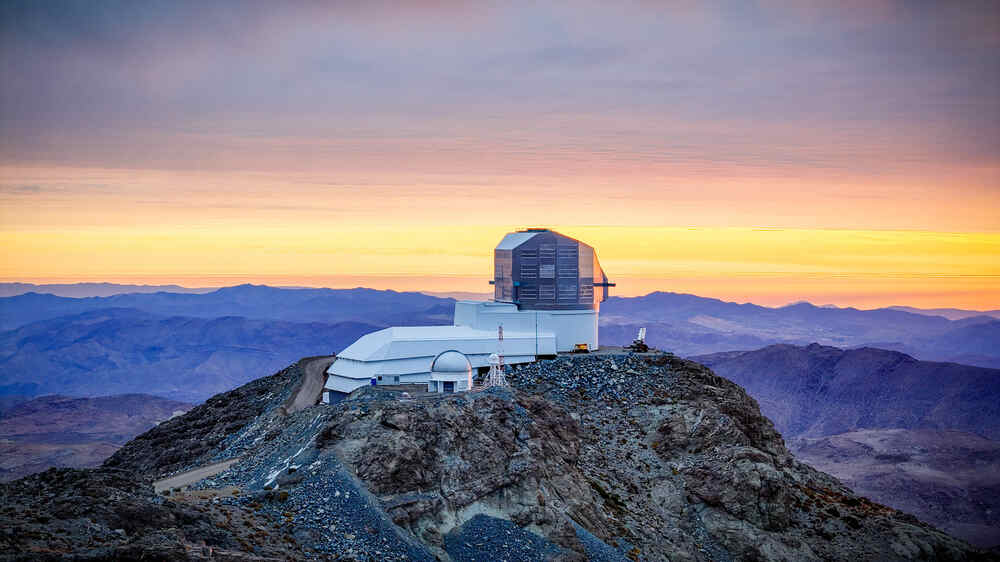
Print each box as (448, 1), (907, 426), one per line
(491, 228), (614, 311)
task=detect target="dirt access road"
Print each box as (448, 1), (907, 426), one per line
(153, 457), (242, 493)
(279, 355), (336, 416)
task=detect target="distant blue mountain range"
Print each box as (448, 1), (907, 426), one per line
(0, 284), (454, 331)
(0, 285), (996, 402)
(0, 283), (216, 298)
(598, 292), (1000, 367)
(0, 307), (378, 403)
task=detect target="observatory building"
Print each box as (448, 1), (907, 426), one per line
(323, 228), (613, 400)
(427, 350), (473, 393)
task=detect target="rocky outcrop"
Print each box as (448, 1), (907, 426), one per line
(691, 343), (1000, 549)
(316, 387), (613, 559)
(28, 352), (996, 561)
(506, 354), (985, 561)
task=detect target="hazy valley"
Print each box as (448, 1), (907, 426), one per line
(793, 429), (1000, 549)
(0, 394), (191, 482)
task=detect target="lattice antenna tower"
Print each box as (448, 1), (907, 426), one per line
(484, 324), (509, 388)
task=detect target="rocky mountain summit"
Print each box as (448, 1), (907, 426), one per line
(2, 354), (993, 560)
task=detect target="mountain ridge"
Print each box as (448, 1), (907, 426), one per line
(5, 285), (998, 365)
(691, 342), (1000, 440)
(600, 292), (1000, 367)
(0, 284), (455, 331)
(0, 282), (217, 298)
(0, 307), (380, 402)
(3, 285), (998, 407)
(888, 305), (1000, 321)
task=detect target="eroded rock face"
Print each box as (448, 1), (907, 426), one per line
(567, 356), (980, 561)
(317, 388), (610, 559)
(316, 353), (987, 561)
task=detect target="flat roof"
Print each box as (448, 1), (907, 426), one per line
(337, 325), (552, 362)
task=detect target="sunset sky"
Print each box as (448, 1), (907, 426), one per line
(1, 1), (998, 308)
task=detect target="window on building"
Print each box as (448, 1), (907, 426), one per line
(539, 285), (555, 300)
(558, 282), (578, 301)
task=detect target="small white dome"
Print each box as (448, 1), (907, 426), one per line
(430, 350), (472, 374)
(488, 353), (500, 365)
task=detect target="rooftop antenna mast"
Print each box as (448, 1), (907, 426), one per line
(484, 324), (509, 388)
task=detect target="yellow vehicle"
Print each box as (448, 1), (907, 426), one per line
(572, 343), (590, 353)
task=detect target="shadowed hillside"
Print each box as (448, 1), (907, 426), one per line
(692, 343), (1000, 440)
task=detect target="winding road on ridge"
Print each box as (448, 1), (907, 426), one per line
(153, 355), (336, 492)
(281, 355), (336, 416)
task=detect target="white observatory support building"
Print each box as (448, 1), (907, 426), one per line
(323, 228), (613, 400)
(323, 325), (554, 393)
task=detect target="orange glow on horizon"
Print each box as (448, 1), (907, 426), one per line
(2, 223), (997, 310)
